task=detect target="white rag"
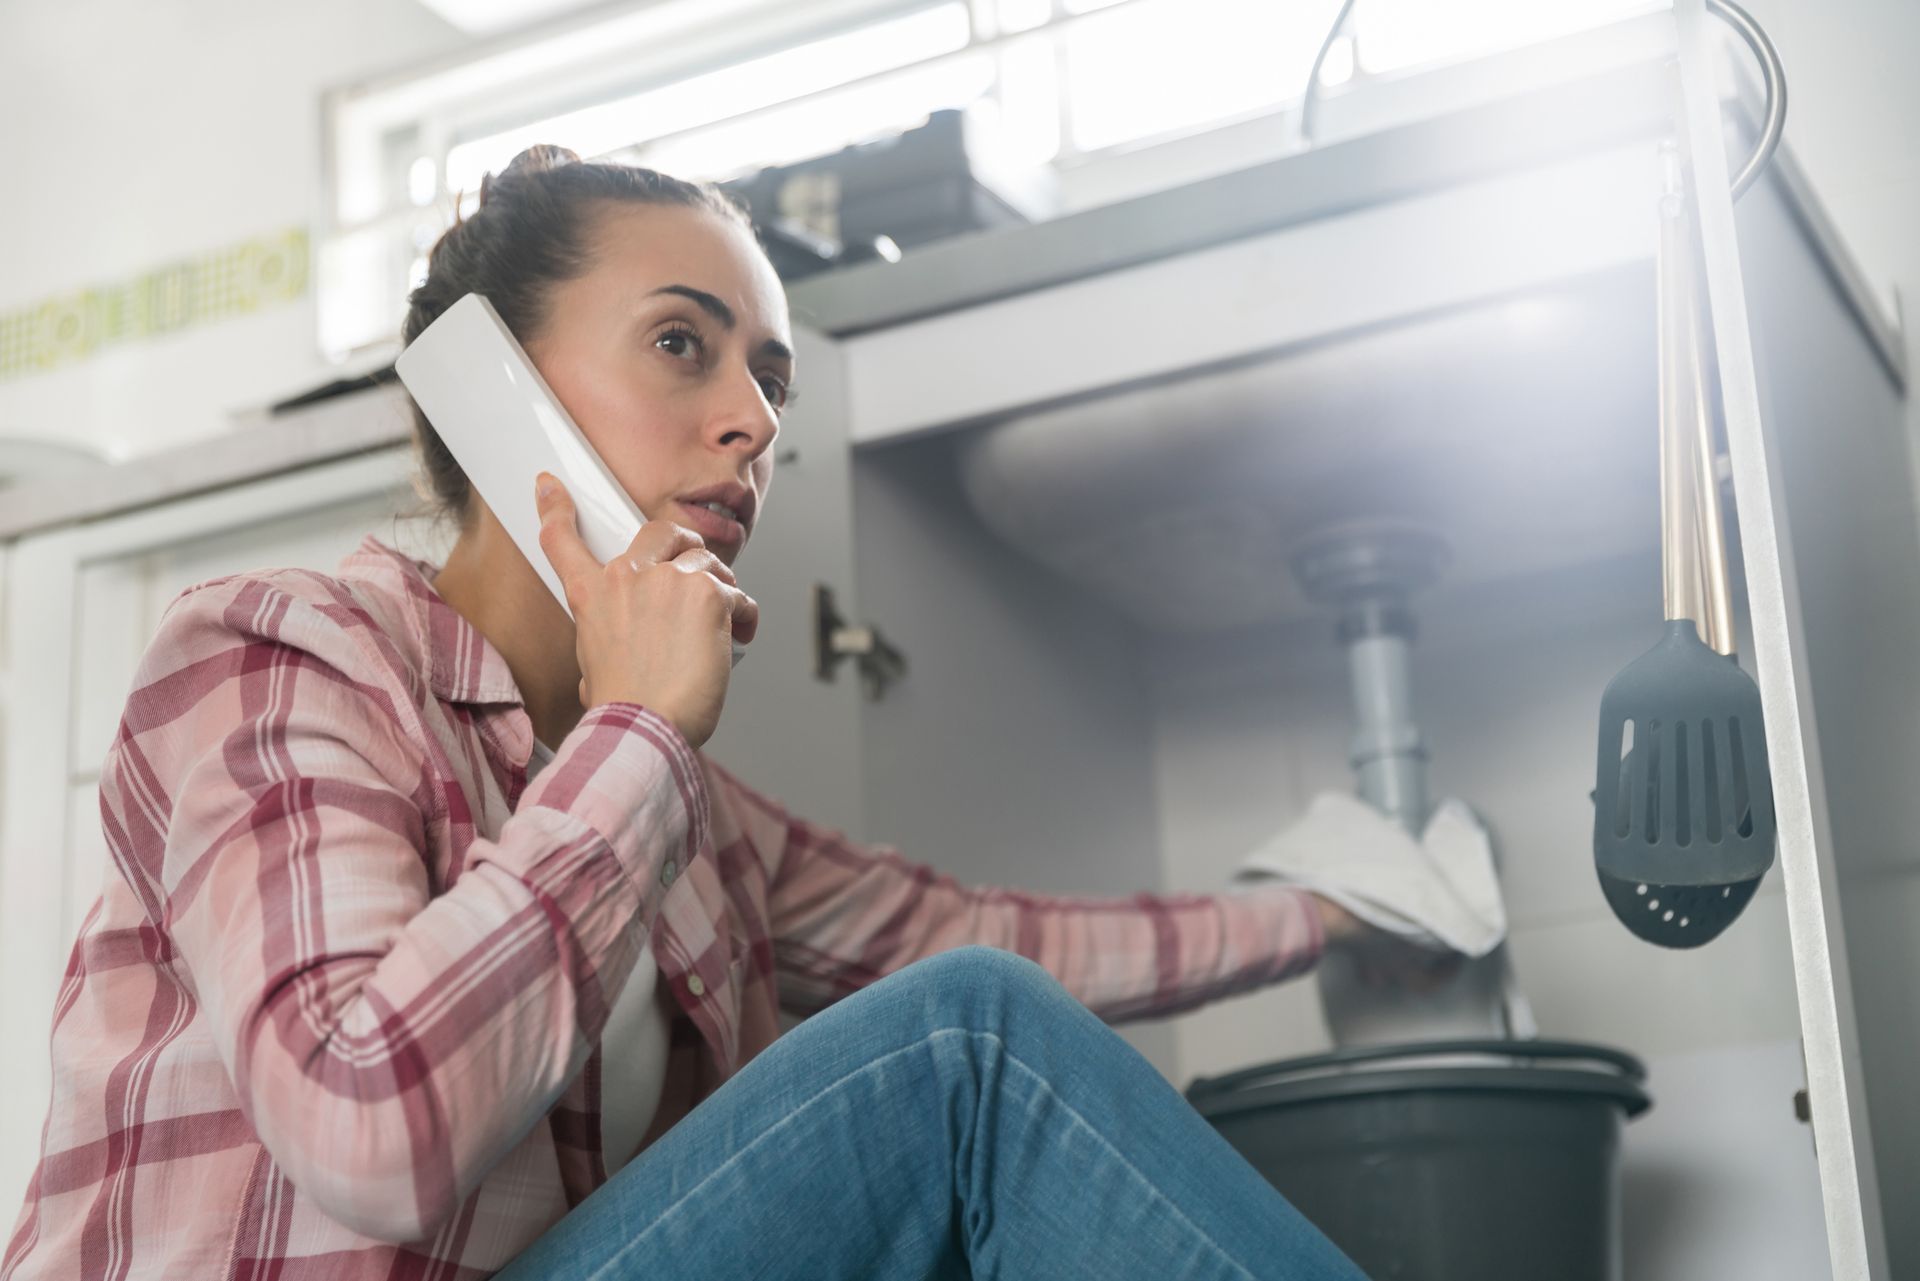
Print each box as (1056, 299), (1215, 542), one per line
(1234, 791), (1507, 958)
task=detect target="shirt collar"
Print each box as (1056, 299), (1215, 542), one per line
(336, 533), (531, 712)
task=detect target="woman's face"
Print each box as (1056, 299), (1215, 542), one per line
(525, 202), (792, 568)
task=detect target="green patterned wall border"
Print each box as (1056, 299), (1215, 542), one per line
(0, 227), (310, 383)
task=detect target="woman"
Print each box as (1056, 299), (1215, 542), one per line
(4, 146), (1438, 1280)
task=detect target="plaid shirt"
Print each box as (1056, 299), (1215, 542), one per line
(3, 535), (1324, 1280)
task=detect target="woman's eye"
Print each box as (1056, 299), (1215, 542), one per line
(758, 375), (789, 410)
(655, 326), (703, 360)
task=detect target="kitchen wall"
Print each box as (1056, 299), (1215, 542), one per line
(0, 0), (466, 463)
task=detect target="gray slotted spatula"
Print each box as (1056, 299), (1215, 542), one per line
(1591, 154), (1775, 949)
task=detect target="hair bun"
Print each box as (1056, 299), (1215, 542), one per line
(479, 144), (582, 205)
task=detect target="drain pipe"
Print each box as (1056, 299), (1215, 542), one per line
(1292, 526), (1445, 837)
(1291, 524), (1523, 1046)
(1342, 601), (1430, 836)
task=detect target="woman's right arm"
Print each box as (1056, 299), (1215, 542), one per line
(104, 576), (705, 1244)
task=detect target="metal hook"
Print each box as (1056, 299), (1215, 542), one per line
(1703, 0), (1787, 201)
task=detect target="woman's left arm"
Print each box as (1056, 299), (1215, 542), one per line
(716, 767), (1326, 1022)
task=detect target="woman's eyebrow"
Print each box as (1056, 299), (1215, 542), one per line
(650, 284), (734, 328)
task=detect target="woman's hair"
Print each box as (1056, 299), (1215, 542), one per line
(401, 144), (752, 525)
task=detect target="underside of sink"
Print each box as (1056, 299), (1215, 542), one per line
(954, 264), (1659, 633)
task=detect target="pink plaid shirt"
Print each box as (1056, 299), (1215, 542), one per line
(4, 535), (1324, 1280)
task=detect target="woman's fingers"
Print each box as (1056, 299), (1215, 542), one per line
(727, 585), (760, 645)
(535, 476), (757, 749)
(654, 542), (753, 641)
(662, 543), (737, 587)
(534, 474), (604, 605)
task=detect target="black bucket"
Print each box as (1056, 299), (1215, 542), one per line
(1187, 1039), (1651, 1281)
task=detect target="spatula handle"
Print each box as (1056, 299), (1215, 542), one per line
(1656, 149), (1739, 657)
(1657, 147), (1707, 633)
(1679, 201), (1739, 657)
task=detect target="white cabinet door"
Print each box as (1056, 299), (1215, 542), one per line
(701, 325), (868, 838)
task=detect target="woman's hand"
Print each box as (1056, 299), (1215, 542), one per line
(535, 472), (759, 750)
(1313, 895), (1465, 993)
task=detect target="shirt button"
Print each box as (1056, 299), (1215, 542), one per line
(660, 858), (678, 886)
(686, 974), (706, 998)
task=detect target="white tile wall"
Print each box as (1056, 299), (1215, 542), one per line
(1623, 1040), (1831, 1281)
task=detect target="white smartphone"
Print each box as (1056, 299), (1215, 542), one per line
(395, 292), (745, 667)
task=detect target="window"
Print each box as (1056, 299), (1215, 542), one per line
(320, 0), (1657, 360)
(446, 5), (977, 195)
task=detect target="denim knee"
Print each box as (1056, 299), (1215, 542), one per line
(920, 944), (1054, 984)
(894, 945), (1066, 1023)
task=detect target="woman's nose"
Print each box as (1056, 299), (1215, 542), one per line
(709, 369), (779, 455)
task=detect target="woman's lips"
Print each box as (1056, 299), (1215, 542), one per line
(676, 500), (746, 548)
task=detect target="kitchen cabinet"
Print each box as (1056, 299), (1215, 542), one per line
(1, 6), (1909, 1275)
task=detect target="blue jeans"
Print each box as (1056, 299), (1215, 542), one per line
(497, 946), (1368, 1280)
